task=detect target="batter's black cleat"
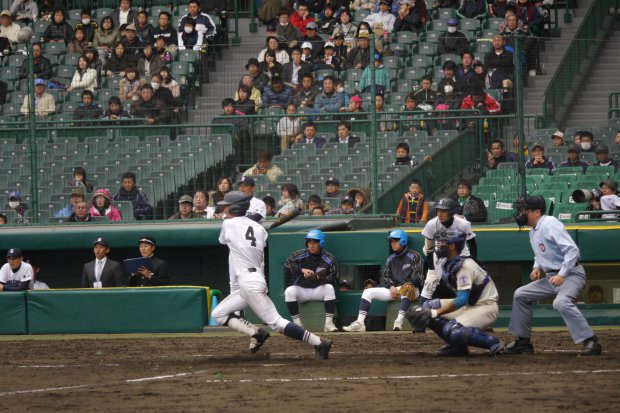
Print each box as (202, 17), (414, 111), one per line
(580, 339), (602, 356)
(436, 344), (469, 357)
(249, 328), (270, 354)
(315, 338), (333, 360)
(503, 339), (534, 354)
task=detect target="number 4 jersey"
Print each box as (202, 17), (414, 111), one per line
(219, 216), (268, 289)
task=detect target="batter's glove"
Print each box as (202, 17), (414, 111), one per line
(406, 306), (433, 332)
(398, 282), (417, 301)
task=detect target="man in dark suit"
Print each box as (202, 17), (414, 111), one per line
(281, 47), (313, 90)
(127, 235), (171, 286)
(329, 121), (360, 148)
(295, 121), (326, 148)
(82, 238), (125, 288)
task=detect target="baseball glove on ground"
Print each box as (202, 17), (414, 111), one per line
(398, 282), (417, 301)
(406, 306), (432, 332)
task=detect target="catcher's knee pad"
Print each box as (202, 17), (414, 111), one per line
(442, 320), (470, 346)
(284, 285), (298, 301)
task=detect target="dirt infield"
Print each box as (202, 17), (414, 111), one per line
(1, 329), (618, 412)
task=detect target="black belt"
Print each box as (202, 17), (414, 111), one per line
(546, 262), (580, 273)
(248, 268), (257, 272)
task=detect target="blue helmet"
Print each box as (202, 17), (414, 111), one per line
(305, 229), (325, 248)
(434, 228), (466, 257)
(387, 229), (408, 248)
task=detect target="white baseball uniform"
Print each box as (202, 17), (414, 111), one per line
(247, 197), (267, 221)
(0, 262), (33, 287)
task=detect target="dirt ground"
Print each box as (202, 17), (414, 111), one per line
(1, 329), (618, 412)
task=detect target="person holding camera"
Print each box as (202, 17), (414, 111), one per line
(525, 142), (554, 174)
(594, 179), (620, 221)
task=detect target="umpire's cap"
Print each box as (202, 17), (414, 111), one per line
(139, 236), (156, 246)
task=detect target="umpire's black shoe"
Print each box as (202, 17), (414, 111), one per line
(436, 344), (469, 357)
(580, 339), (602, 356)
(250, 329), (270, 354)
(503, 339), (534, 354)
(315, 338), (333, 360)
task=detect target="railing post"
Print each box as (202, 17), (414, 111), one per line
(564, 0), (572, 24)
(514, 34), (527, 197)
(249, 0), (258, 34)
(232, 0), (242, 44)
(27, 43), (38, 224)
(369, 34), (378, 214)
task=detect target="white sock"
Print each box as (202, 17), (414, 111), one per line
(396, 311), (405, 322)
(292, 316), (303, 326)
(227, 317), (258, 337)
(306, 332), (321, 346)
(356, 312), (367, 324)
(325, 314), (334, 324)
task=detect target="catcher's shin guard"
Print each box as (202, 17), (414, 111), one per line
(442, 319), (500, 350)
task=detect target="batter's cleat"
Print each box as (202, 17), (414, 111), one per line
(324, 320), (339, 332)
(342, 320), (366, 332)
(488, 340), (505, 356)
(392, 319), (403, 331)
(580, 339), (602, 356)
(503, 339), (534, 355)
(249, 328), (270, 354)
(315, 338), (333, 360)
(436, 344), (469, 357)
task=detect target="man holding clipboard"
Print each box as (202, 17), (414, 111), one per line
(125, 236), (170, 286)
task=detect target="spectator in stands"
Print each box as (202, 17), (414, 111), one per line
(559, 144), (589, 172)
(364, 0), (395, 34)
(395, 142), (418, 168)
(276, 9), (300, 45)
(438, 60), (463, 97)
(5, 191), (26, 221)
(345, 32), (371, 70)
(332, 10), (357, 51)
(314, 76), (345, 114)
(489, 0), (510, 18)
(130, 84), (171, 124)
(234, 85), (257, 115)
(100, 95), (132, 122)
(178, 18), (201, 51)
(301, 21), (325, 60)
(90, 189), (122, 221)
(594, 145), (619, 171)
(293, 74), (318, 108)
(235, 75), (263, 111)
(330, 121), (361, 148)
(68, 27), (90, 53)
(347, 187), (370, 211)
(243, 151), (284, 183)
(212, 177), (233, 204)
(9, 1), (37, 24)
(74, 9), (97, 43)
(454, 179), (487, 223)
(159, 66), (180, 100)
(484, 35), (513, 89)
(290, 2), (314, 37)
(18, 43), (52, 80)
(300, 41), (315, 65)
(178, 0), (216, 44)
(277, 103), (301, 150)
(169, 195), (201, 219)
(615, 131), (620, 145)
(318, 5), (338, 35)
(193, 189), (214, 218)
(396, 178), (427, 223)
(0, 9), (21, 44)
(325, 177), (343, 201)
(119, 67), (142, 101)
(37, 0), (55, 21)
(104, 42), (132, 77)
(138, 44), (164, 78)
(237, 176), (267, 222)
(457, 0), (488, 19)
(587, 285), (606, 304)
(501, 13), (540, 76)
(262, 73), (294, 109)
(305, 194), (324, 214)
(67, 56), (98, 93)
(282, 47), (313, 89)
(258, 36), (290, 64)
(54, 187), (85, 218)
(352, 0), (378, 11)
(393, 0), (424, 33)
(263, 195), (277, 217)
(112, 0), (137, 28)
(487, 138), (517, 169)
(70, 166), (94, 193)
(339, 95), (368, 120)
(260, 49), (284, 83)
(0, 214), (6, 224)
(135, 10), (153, 43)
(473, 58), (486, 85)
(276, 183), (305, 216)
(94, 16), (121, 59)
(515, 0), (543, 35)
(359, 53), (390, 94)
(456, 50), (477, 94)
(399, 94), (425, 131)
(376, 93), (399, 131)
(413, 75), (437, 107)
(438, 18), (469, 56)
(295, 121), (326, 148)
(42, 8), (72, 44)
(213, 97), (249, 136)
(82, 237), (124, 288)
(525, 142), (554, 173)
(436, 78), (462, 110)
(151, 11), (177, 52)
(122, 24), (144, 60)
(73, 90), (103, 121)
(461, 79), (501, 114)
(317, 41), (343, 72)
(245, 58), (269, 95)
(551, 130), (565, 147)
(579, 131), (597, 153)
(326, 195), (355, 215)
(597, 179), (620, 220)
(113, 172), (153, 220)
(83, 47), (103, 86)
(67, 200), (92, 222)
(21, 78), (55, 117)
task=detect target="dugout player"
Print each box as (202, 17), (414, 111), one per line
(407, 228), (504, 356)
(210, 191), (333, 359)
(343, 230), (423, 332)
(0, 248), (32, 292)
(504, 196), (602, 356)
(127, 236), (171, 286)
(420, 198), (477, 303)
(284, 230), (340, 332)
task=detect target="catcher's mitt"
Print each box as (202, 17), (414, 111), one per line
(406, 305), (433, 332)
(398, 282), (417, 301)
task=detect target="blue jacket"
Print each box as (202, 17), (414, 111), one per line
(314, 90), (345, 113)
(262, 85), (294, 109)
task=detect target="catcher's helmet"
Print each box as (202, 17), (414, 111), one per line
(387, 229), (408, 247)
(435, 197), (459, 216)
(216, 190), (252, 216)
(305, 229), (326, 248)
(434, 227), (466, 257)
(512, 195), (546, 214)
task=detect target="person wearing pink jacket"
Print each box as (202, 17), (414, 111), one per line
(89, 189), (122, 221)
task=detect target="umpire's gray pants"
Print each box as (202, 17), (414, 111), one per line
(508, 266), (594, 344)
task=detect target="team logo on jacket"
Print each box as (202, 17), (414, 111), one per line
(402, 264), (411, 270)
(539, 243), (546, 252)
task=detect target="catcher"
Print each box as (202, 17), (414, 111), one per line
(343, 230), (423, 332)
(407, 228), (504, 356)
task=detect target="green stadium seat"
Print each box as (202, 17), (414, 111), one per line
(556, 204), (589, 223)
(394, 30), (418, 44)
(437, 53), (461, 66)
(44, 42), (66, 55)
(401, 67), (426, 80)
(32, 20), (50, 35)
(423, 30), (442, 43)
(460, 18), (481, 32)
(354, 10), (370, 22)
(410, 55), (433, 68)
(435, 8), (456, 19)
(485, 17), (504, 30)
(475, 40), (493, 55)
(585, 165), (615, 176)
(417, 42), (438, 56)
(342, 68), (363, 82)
(93, 8), (113, 19)
(427, 19), (449, 32)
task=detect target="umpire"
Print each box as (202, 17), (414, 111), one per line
(504, 196), (602, 356)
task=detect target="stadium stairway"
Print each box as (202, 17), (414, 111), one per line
(564, 19), (620, 128)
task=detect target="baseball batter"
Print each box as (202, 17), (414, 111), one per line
(210, 191), (333, 359)
(0, 248), (33, 292)
(420, 198), (477, 303)
(504, 196), (602, 356)
(284, 230), (340, 332)
(407, 228), (503, 356)
(343, 230), (423, 332)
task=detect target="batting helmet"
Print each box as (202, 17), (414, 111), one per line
(434, 227), (466, 257)
(435, 197), (459, 216)
(386, 229), (408, 248)
(216, 190), (252, 216)
(512, 195), (546, 214)
(305, 229), (326, 248)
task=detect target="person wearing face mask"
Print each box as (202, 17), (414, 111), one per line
(5, 191), (26, 221)
(437, 60), (463, 98)
(74, 9), (98, 43)
(436, 78), (462, 109)
(178, 19), (200, 51)
(438, 18), (468, 56)
(578, 131), (596, 153)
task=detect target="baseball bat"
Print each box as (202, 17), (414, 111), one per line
(267, 209), (301, 232)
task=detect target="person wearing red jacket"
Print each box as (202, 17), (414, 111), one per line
(290, 3), (315, 37)
(460, 81), (501, 114)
